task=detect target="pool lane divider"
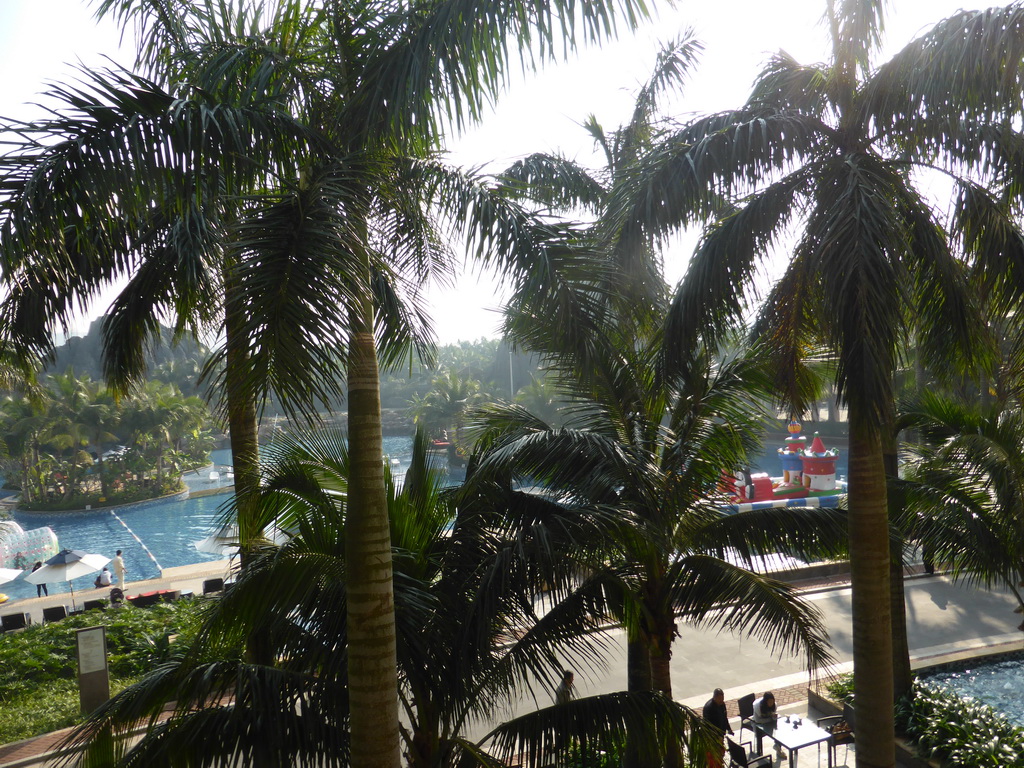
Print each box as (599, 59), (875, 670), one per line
(108, 510), (164, 573)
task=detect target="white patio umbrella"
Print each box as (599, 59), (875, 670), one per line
(194, 525), (239, 557)
(25, 549), (110, 610)
(0, 567), (23, 586)
(194, 522), (289, 557)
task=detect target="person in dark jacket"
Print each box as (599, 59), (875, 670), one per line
(702, 688), (733, 735)
(702, 688), (733, 767)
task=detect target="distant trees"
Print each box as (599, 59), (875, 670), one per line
(0, 372), (213, 508)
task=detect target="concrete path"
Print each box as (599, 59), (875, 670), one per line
(0, 559), (233, 626)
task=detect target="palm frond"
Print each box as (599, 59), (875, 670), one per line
(497, 153), (607, 213)
(669, 554), (835, 671)
(479, 692), (718, 768)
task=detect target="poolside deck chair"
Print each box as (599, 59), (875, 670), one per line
(128, 592), (162, 608)
(1, 611), (29, 631)
(42, 605), (68, 623)
(202, 578), (224, 595)
(83, 599), (107, 612)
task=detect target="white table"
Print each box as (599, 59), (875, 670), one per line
(756, 718), (833, 768)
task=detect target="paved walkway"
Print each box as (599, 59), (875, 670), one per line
(5, 566), (1020, 767)
(0, 559), (233, 625)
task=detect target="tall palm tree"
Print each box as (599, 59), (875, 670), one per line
(0, 2), (649, 765)
(614, 4), (1024, 763)
(67, 428), (715, 768)
(463, 313), (841, 702)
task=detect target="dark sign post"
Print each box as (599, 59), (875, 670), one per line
(76, 626), (110, 714)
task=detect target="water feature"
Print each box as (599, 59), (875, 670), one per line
(922, 654), (1024, 728)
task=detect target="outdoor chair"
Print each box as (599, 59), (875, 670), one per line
(83, 599), (106, 612)
(128, 592), (162, 608)
(202, 578), (224, 595)
(737, 693), (757, 747)
(818, 702), (856, 765)
(1, 611), (29, 631)
(42, 605), (68, 623)
(727, 738), (772, 768)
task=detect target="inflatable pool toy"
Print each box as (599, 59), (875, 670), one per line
(0, 520), (59, 569)
(0, 593), (8, 604)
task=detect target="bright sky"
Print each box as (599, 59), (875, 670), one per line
(0, 0), (976, 344)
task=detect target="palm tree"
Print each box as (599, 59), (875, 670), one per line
(408, 369), (489, 447)
(464, 312), (841, 702)
(896, 392), (1024, 625)
(0, 2), (649, 764)
(614, 4), (1024, 763)
(66, 428), (715, 768)
(499, 32), (703, 323)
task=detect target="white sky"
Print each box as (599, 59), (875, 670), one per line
(0, 0), (977, 344)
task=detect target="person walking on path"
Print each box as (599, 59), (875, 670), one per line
(702, 688), (733, 767)
(112, 550), (127, 589)
(31, 562), (47, 597)
(554, 669), (575, 705)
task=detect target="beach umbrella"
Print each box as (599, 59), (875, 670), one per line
(0, 567), (22, 586)
(25, 549), (110, 609)
(194, 524), (240, 557)
(194, 522), (289, 557)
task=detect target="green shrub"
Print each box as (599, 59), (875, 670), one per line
(0, 599), (208, 744)
(824, 672), (854, 704)
(896, 680), (1024, 767)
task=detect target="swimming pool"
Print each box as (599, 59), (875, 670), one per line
(0, 438), (420, 603)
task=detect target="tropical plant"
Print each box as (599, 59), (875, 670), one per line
(464, 311), (841, 702)
(0, 2), (649, 762)
(614, 4), (1024, 761)
(64, 428), (716, 768)
(895, 392), (1024, 624)
(896, 680), (1024, 767)
(499, 31), (703, 326)
(408, 369), (489, 445)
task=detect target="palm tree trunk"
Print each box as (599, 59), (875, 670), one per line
(882, 402), (912, 703)
(624, 638), (652, 768)
(222, 271), (262, 555)
(346, 282), (402, 768)
(97, 451), (108, 498)
(848, 410), (895, 768)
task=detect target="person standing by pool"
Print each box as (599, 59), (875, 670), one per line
(112, 550), (127, 588)
(31, 562), (47, 597)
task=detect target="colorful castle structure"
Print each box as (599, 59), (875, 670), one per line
(721, 421), (842, 511)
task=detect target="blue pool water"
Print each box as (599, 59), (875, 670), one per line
(0, 438), (421, 604)
(923, 656), (1024, 728)
(0, 432), (829, 605)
